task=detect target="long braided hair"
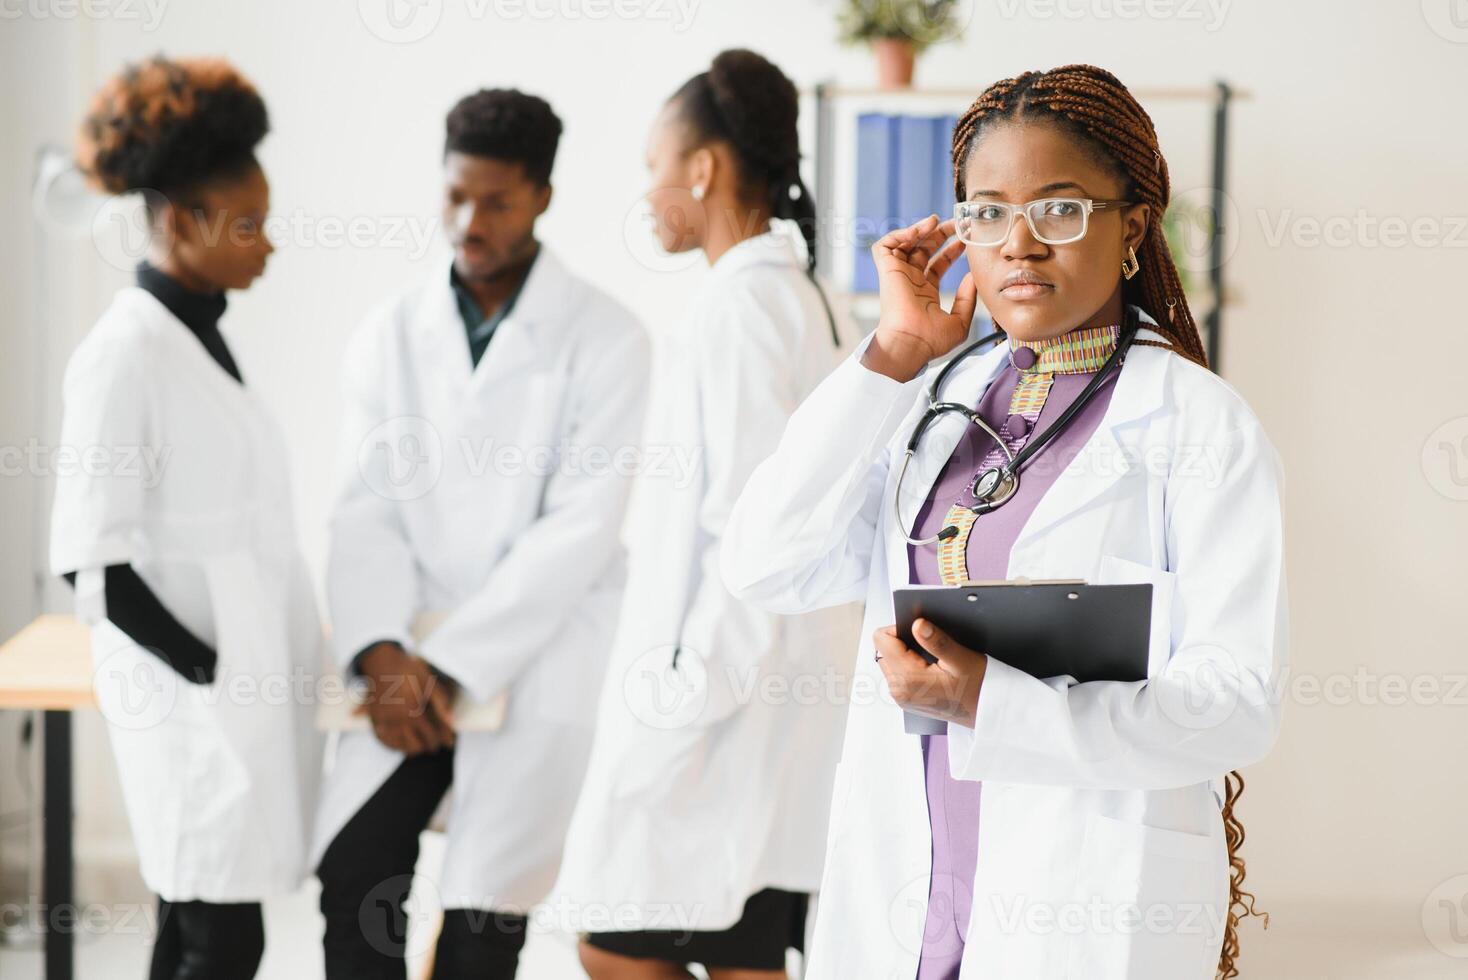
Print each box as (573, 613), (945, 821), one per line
(951, 65), (1264, 979)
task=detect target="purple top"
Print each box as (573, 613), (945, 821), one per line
(907, 356), (1119, 979)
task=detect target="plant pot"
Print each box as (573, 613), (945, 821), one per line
(872, 37), (916, 89)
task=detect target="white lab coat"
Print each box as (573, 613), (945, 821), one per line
(311, 247), (650, 912)
(553, 231), (863, 935)
(721, 309), (1288, 979)
(50, 287), (324, 902)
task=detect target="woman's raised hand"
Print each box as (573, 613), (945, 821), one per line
(861, 214), (979, 382)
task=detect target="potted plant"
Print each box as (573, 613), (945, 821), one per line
(838, 0), (964, 89)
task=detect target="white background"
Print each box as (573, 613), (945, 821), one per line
(2, 0), (1467, 975)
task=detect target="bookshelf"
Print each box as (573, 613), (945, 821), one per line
(805, 81), (1249, 372)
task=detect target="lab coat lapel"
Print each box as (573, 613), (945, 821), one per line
(1013, 325), (1172, 548)
(131, 289), (252, 406)
(468, 248), (566, 391)
(414, 264), (476, 395)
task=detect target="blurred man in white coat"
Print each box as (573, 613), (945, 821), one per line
(312, 88), (650, 980)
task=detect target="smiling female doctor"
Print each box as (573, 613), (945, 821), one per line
(721, 65), (1286, 979)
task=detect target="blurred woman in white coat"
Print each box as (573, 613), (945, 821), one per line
(722, 65), (1286, 980)
(51, 56), (322, 979)
(557, 49), (861, 980)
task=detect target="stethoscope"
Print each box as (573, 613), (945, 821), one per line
(893, 306), (1139, 547)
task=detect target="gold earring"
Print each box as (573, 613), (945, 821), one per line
(1121, 245), (1140, 280)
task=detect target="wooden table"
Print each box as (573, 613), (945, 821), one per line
(0, 615), (95, 980)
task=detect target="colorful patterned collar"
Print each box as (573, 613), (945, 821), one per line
(1008, 324), (1122, 375)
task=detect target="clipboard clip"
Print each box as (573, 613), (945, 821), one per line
(960, 577), (1087, 587)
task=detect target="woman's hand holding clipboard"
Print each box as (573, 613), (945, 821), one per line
(874, 619), (988, 729)
(880, 580), (1154, 734)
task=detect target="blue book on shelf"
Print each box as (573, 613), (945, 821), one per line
(934, 113), (968, 293)
(895, 115), (938, 226)
(853, 113), (897, 293)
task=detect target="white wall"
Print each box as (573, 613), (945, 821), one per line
(3, 0), (1467, 969)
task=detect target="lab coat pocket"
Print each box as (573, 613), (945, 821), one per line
(611, 645), (710, 803)
(821, 761), (856, 865)
(521, 582), (621, 729)
(205, 552), (291, 681)
(203, 552), (312, 883)
(610, 725), (707, 811)
(202, 552), (298, 794)
(1066, 812), (1223, 980)
(1096, 554), (1177, 678)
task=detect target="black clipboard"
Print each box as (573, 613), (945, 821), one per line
(892, 580), (1153, 735)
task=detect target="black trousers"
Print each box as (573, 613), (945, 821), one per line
(316, 747), (529, 980)
(148, 899), (264, 980)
